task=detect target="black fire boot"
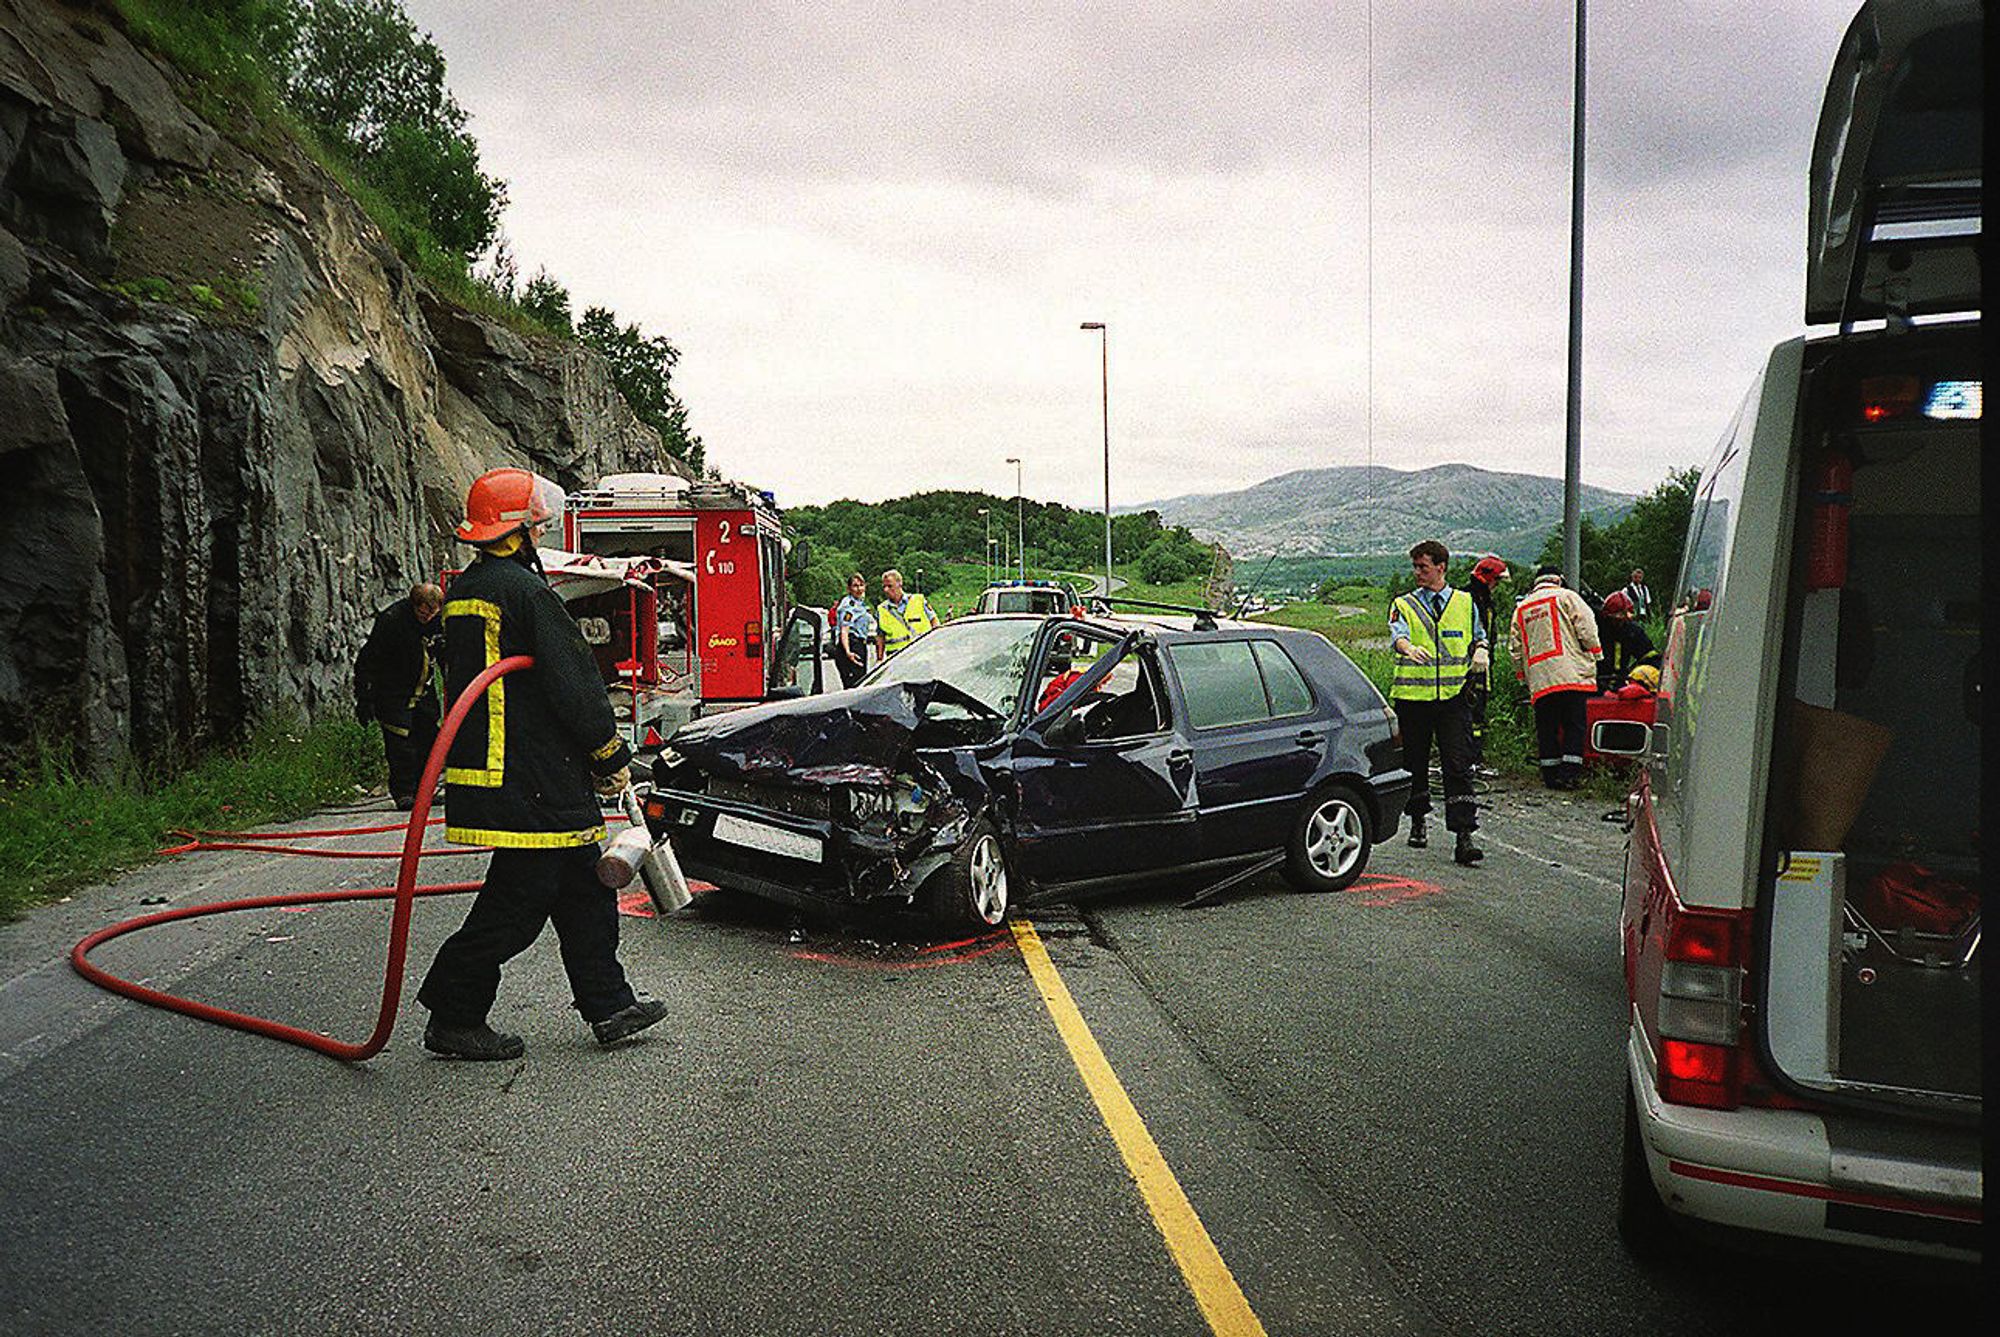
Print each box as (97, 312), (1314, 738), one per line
(423, 1021), (525, 1061)
(1454, 831), (1484, 866)
(593, 999), (670, 1047)
(1407, 816), (1428, 849)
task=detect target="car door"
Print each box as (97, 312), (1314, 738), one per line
(1007, 634), (1198, 889)
(767, 607), (827, 696)
(1162, 637), (1323, 858)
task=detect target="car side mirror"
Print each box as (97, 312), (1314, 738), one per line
(1592, 719), (1650, 757)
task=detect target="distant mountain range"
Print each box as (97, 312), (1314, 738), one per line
(1125, 464), (1636, 559)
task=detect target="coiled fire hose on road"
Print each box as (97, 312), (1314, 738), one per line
(69, 656), (540, 1062)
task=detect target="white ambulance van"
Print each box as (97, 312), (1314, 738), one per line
(1602, 0), (1981, 1264)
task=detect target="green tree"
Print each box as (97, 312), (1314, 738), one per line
(264, 0), (455, 152)
(369, 118), (505, 260)
(1536, 466), (1698, 599)
(577, 306), (706, 473)
(1138, 539), (1193, 585)
(518, 271), (573, 333)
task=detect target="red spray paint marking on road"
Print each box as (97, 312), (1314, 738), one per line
(1344, 872), (1447, 906)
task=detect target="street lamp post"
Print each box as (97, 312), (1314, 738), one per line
(976, 507), (991, 582)
(1004, 456), (1024, 580)
(1080, 321), (1110, 599)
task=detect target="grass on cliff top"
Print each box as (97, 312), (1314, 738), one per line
(0, 717), (382, 922)
(109, 0), (559, 343)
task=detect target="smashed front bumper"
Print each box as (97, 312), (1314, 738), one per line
(648, 784), (969, 914)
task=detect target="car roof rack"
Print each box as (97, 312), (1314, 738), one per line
(1101, 595), (1220, 631)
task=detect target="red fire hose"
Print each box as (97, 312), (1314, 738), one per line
(70, 655), (536, 1062)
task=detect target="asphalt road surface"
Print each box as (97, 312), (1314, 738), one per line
(0, 784), (1979, 1335)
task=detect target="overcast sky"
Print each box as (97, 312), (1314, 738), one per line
(402, 1), (1858, 510)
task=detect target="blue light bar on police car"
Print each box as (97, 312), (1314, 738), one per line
(1922, 380), (1981, 420)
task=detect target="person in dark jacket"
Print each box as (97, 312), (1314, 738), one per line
(415, 467), (669, 1061)
(1595, 590), (1657, 691)
(1465, 555), (1509, 775)
(354, 583), (444, 809)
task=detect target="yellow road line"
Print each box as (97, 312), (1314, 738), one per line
(1011, 919), (1268, 1337)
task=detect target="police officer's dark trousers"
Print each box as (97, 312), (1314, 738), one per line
(1394, 688), (1478, 832)
(417, 846), (638, 1027)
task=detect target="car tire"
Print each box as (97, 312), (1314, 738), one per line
(1617, 1083), (1679, 1261)
(1283, 783), (1372, 892)
(928, 821), (1012, 929)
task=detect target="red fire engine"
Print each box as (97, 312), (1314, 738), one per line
(557, 473), (828, 748)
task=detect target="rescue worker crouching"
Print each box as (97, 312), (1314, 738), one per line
(354, 582), (444, 810)
(416, 467), (670, 1061)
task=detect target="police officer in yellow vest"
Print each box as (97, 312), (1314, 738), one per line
(875, 567), (939, 659)
(1387, 539), (1486, 866)
(415, 467), (670, 1061)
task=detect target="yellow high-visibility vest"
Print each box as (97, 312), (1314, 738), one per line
(1389, 587), (1476, 701)
(877, 594), (936, 655)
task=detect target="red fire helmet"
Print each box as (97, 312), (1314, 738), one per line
(456, 468), (565, 545)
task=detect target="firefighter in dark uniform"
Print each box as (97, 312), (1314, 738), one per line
(416, 467), (669, 1061)
(354, 583), (445, 809)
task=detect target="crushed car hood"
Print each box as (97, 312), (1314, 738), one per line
(667, 680), (994, 785)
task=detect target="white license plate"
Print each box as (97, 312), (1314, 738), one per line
(711, 812), (823, 864)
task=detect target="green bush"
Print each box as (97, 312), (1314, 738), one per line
(0, 715), (381, 920)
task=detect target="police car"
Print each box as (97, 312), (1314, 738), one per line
(971, 579), (1085, 616)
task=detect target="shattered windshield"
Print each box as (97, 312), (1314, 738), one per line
(867, 618), (1042, 717)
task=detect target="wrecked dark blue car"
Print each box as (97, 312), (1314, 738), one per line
(644, 613), (1410, 928)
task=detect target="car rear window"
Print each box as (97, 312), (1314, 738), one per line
(1166, 641), (1269, 729)
(1253, 640), (1315, 718)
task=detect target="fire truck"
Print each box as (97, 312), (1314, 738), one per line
(553, 472), (830, 749)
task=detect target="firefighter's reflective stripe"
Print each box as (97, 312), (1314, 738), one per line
(1513, 592), (1568, 666)
(443, 597), (506, 786)
(445, 823), (606, 849)
(877, 595), (935, 655)
(404, 635), (433, 712)
(1390, 590), (1475, 700)
(382, 722), (410, 738)
(590, 735), (624, 763)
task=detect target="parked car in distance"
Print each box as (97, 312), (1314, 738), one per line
(643, 611), (1410, 927)
(972, 579), (1084, 616)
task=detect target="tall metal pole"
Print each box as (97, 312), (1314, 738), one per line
(1081, 322), (1110, 599)
(1005, 457), (1024, 579)
(978, 507), (991, 582)
(1562, 0), (1586, 588)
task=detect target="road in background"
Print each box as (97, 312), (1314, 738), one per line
(0, 787), (1978, 1334)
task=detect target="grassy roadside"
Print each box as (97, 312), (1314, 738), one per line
(0, 718), (382, 921)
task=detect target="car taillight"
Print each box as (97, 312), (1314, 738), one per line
(744, 620), (761, 659)
(1858, 375), (1921, 422)
(1657, 907), (1748, 1109)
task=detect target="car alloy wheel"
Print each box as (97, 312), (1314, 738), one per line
(966, 833), (1009, 925)
(930, 820), (1012, 929)
(1283, 783), (1372, 893)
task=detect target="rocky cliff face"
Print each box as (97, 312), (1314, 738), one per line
(0, 0), (683, 776)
